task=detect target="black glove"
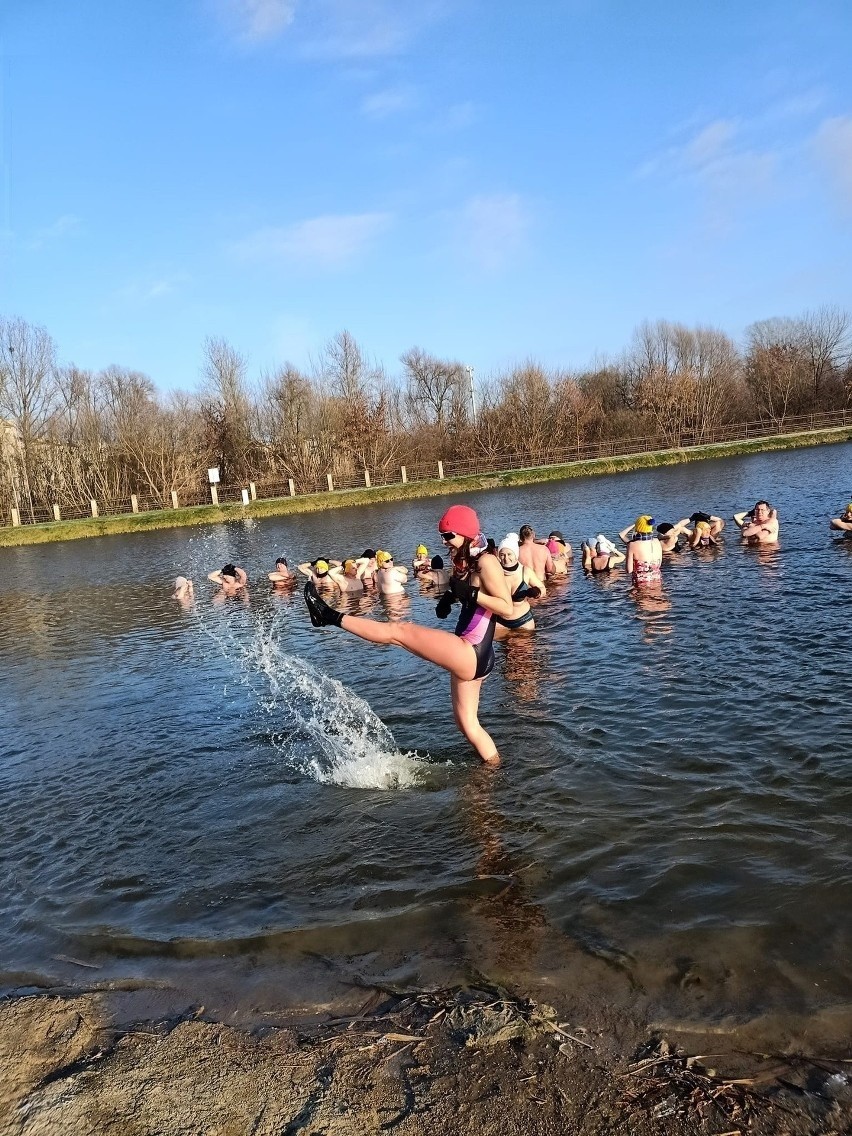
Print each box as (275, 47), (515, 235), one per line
(435, 591), (454, 619)
(526, 585), (541, 600)
(449, 573), (479, 605)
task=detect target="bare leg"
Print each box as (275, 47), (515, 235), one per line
(339, 614), (478, 681)
(451, 674), (500, 766)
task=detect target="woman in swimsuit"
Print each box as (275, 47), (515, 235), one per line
(830, 502), (852, 534)
(303, 504), (513, 766)
(581, 537), (625, 574)
(623, 515), (663, 585)
(494, 533), (545, 638)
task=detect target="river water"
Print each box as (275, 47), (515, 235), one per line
(1, 444), (850, 1039)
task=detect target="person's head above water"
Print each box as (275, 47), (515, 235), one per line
(430, 555), (444, 569)
(376, 550), (393, 566)
(634, 515), (654, 534)
(275, 556), (288, 569)
(656, 522), (674, 535)
(313, 559), (330, 576)
(437, 504), (480, 540)
(548, 530), (565, 543)
(361, 548), (376, 560)
(497, 533), (520, 568)
(415, 544), (428, 557)
(519, 524), (535, 543)
(222, 563), (237, 579)
(752, 500), (773, 521)
(343, 558), (358, 576)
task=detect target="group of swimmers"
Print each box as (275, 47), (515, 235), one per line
(171, 496), (847, 766)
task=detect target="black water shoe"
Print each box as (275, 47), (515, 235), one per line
(304, 581), (343, 628)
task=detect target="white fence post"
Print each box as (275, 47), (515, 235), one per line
(170, 490), (179, 509)
(11, 507), (20, 527)
(210, 485), (219, 505)
(90, 499), (99, 518)
(131, 494), (139, 513)
(288, 478), (296, 497)
(364, 469), (371, 488)
(400, 466), (408, 484)
(437, 460), (444, 480)
(52, 504), (61, 522)
(327, 474), (334, 492)
(241, 488), (250, 506)
(249, 481), (257, 501)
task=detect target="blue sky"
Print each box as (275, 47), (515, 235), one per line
(2, 0), (851, 390)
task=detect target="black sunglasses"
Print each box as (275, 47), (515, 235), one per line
(439, 530), (456, 540)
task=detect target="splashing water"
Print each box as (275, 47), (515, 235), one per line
(205, 614), (428, 790)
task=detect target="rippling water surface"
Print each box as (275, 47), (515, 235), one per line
(1, 445), (851, 1032)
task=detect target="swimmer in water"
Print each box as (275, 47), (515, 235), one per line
(303, 503), (513, 765)
(581, 537), (625, 574)
(374, 551), (408, 595)
(830, 501), (852, 534)
(173, 576), (194, 603)
(519, 524), (554, 580)
(268, 556), (296, 585)
(655, 520), (690, 553)
(734, 500), (779, 544)
(418, 555), (451, 591)
(298, 558), (335, 588)
(207, 563), (248, 594)
(327, 558), (366, 593)
(494, 533), (545, 637)
(412, 544), (431, 576)
(623, 516), (663, 586)
(545, 530), (572, 576)
(355, 549), (378, 587)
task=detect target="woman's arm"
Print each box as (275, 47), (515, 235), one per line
(207, 570), (223, 583)
(472, 555), (513, 619)
(525, 566), (547, 597)
(618, 524), (634, 546)
(608, 547), (626, 565)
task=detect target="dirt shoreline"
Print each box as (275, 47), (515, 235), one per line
(2, 973), (849, 1136)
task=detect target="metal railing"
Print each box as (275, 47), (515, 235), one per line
(4, 408), (851, 528)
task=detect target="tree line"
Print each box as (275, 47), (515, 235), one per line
(1, 308), (850, 522)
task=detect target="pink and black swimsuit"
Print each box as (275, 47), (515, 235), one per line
(454, 595), (496, 679)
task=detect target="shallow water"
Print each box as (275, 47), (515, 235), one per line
(1, 444), (851, 1034)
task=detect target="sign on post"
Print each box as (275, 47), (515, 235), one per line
(208, 467), (220, 484)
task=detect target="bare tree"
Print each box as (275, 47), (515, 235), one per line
(200, 336), (253, 481)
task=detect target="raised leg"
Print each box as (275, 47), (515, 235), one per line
(339, 614), (478, 681)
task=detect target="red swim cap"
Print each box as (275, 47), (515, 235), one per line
(438, 504), (480, 539)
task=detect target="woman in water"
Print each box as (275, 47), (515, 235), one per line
(304, 504), (513, 765)
(545, 530), (572, 576)
(494, 533), (546, 638)
(830, 502), (852, 534)
(622, 516), (663, 585)
(581, 537), (625, 574)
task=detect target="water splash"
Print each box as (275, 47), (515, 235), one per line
(204, 614), (428, 790)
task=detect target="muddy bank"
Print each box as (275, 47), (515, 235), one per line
(1, 978), (849, 1136)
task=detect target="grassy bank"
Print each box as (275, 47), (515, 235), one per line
(2, 424), (850, 548)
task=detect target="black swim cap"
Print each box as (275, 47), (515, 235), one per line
(690, 512), (711, 525)
(276, 555), (288, 566)
(362, 548), (376, 559)
(656, 523), (674, 535)
(222, 563), (237, 577)
(431, 555), (444, 569)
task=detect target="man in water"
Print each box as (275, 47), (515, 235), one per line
(298, 559), (336, 588)
(328, 559), (366, 593)
(267, 556), (295, 585)
(374, 550), (408, 595)
(830, 502), (852, 534)
(518, 525), (554, 580)
(207, 563), (248, 594)
(734, 501), (779, 544)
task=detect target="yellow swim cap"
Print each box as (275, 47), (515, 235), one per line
(416, 544), (428, 557)
(696, 520), (710, 534)
(634, 515), (654, 534)
(314, 559), (329, 573)
(343, 558), (356, 572)
(376, 550), (393, 565)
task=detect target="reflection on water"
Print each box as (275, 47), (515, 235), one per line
(1, 443), (851, 1044)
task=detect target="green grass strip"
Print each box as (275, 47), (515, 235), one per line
(1, 425), (850, 548)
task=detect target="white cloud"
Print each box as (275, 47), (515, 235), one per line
(638, 118), (777, 213)
(232, 212), (393, 270)
(814, 115), (852, 206)
(360, 86), (415, 119)
(300, 0), (448, 60)
(218, 0), (296, 45)
(27, 214), (80, 250)
(115, 273), (190, 304)
(454, 194), (531, 272)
